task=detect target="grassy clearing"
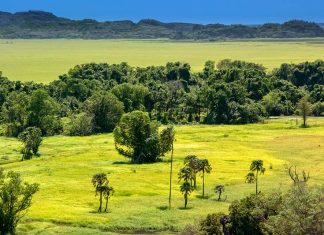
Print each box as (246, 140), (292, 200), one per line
(0, 117), (323, 234)
(1, 39), (324, 83)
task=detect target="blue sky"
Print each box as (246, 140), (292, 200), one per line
(0, 0), (323, 24)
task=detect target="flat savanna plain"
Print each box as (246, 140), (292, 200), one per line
(1, 39), (324, 83)
(0, 118), (323, 234)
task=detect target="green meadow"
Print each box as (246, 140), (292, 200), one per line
(1, 39), (324, 83)
(0, 117), (323, 234)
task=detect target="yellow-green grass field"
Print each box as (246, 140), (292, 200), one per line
(1, 39), (324, 83)
(0, 117), (323, 234)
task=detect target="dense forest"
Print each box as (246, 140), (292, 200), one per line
(1, 59), (324, 137)
(1, 11), (324, 39)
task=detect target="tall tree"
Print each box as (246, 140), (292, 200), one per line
(160, 126), (175, 209)
(247, 160), (266, 195)
(199, 159), (212, 197)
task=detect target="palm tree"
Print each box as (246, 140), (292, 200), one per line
(199, 159), (212, 197)
(180, 182), (194, 208)
(214, 185), (225, 201)
(103, 185), (115, 212)
(92, 173), (109, 212)
(248, 160), (266, 194)
(178, 166), (195, 208)
(184, 155), (200, 188)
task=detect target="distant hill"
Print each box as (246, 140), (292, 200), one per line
(0, 11), (324, 39)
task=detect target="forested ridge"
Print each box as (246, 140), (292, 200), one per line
(1, 59), (324, 137)
(1, 11), (324, 39)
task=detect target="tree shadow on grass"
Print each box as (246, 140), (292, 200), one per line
(112, 161), (132, 165)
(196, 195), (210, 199)
(157, 206), (168, 211)
(178, 206), (193, 210)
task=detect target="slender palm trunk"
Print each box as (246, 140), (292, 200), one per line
(168, 144), (173, 209)
(256, 171), (259, 195)
(184, 193), (188, 208)
(202, 169), (205, 197)
(218, 192), (221, 201)
(104, 198), (108, 212)
(98, 192), (102, 212)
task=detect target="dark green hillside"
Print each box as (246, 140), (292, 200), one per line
(0, 11), (324, 39)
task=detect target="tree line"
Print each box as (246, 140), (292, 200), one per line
(1, 59), (323, 139)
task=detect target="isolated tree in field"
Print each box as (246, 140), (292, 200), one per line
(199, 159), (212, 197)
(92, 173), (110, 213)
(215, 185), (225, 201)
(114, 111), (173, 163)
(18, 127), (42, 160)
(0, 168), (39, 234)
(160, 126), (175, 209)
(184, 155), (200, 188)
(103, 185), (114, 212)
(246, 160), (266, 195)
(178, 166), (194, 209)
(297, 96), (312, 127)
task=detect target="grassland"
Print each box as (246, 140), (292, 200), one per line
(0, 117), (323, 234)
(1, 39), (324, 83)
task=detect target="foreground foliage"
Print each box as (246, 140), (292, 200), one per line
(190, 184), (323, 235)
(0, 169), (39, 234)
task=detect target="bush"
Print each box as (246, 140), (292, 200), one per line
(200, 213), (225, 235)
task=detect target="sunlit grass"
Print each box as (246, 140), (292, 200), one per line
(0, 117), (323, 234)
